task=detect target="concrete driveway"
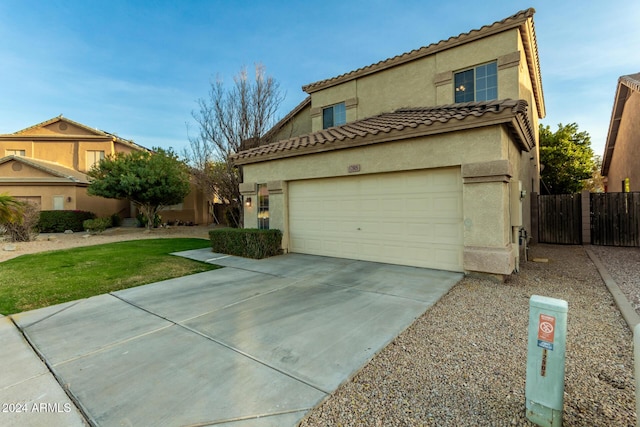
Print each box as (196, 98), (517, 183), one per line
(4, 251), (461, 426)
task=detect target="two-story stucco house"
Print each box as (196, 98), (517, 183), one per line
(232, 8), (545, 278)
(602, 72), (640, 193)
(0, 116), (210, 224)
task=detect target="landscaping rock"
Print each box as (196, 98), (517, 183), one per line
(3, 244), (16, 252)
(64, 230), (74, 234)
(300, 244), (637, 427)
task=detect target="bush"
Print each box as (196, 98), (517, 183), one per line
(209, 228), (282, 259)
(3, 203), (39, 242)
(38, 210), (95, 232)
(136, 212), (162, 228)
(110, 213), (122, 227)
(223, 206), (241, 228)
(83, 217), (113, 233)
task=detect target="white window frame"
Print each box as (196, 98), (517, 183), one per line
(86, 150), (105, 170)
(6, 149), (25, 156)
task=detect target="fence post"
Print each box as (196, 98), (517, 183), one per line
(581, 191), (591, 245)
(531, 192), (539, 244)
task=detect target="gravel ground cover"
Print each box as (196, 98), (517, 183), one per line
(300, 244), (636, 426)
(590, 245), (640, 317)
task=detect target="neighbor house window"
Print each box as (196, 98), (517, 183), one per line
(454, 61), (498, 102)
(322, 102), (346, 129)
(53, 196), (64, 211)
(6, 149), (25, 156)
(257, 184), (269, 230)
(86, 150), (105, 170)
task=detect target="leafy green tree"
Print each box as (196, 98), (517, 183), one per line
(584, 155), (605, 193)
(87, 148), (191, 229)
(539, 123), (595, 194)
(0, 193), (24, 224)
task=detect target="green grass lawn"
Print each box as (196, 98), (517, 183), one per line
(0, 238), (219, 315)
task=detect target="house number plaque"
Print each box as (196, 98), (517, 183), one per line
(348, 164), (361, 173)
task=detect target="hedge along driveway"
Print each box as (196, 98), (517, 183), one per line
(0, 238), (219, 315)
(209, 228), (283, 258)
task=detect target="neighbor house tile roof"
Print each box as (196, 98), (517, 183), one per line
(232, 99), (535, 165)
(602, 72), (640, 175)
(301, 8), (544, 118)
(9, 116), (149, 152)
(0, 155), (90, 184)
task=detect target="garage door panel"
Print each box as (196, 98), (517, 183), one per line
(289, 168), (463, 271)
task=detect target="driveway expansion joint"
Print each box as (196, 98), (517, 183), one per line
(111, 288), (331, 394)
(7, 316), (92, 426)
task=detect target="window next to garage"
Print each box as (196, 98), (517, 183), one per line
(322, 102), (346, 129)
(454, 61), (498, 103)
(257, 184), (269, 229)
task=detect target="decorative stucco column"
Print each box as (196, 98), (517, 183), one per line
(461, 159), (516, 277)
(239, 182), (257, 229)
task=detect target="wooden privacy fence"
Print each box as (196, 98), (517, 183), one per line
(537, 194), (582, 244)
(534, 192), (640, 247)
(591, 192), (640, 246)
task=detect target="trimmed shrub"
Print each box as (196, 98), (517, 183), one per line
(38, 210), (96, 232)
(110, 213), (122, 227)
(83, 217), (113, 233)
(209, 228), (282, 259)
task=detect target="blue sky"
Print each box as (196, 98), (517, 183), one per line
(1, 1), (638, 158)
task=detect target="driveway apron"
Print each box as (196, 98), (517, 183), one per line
(8, 252), (461, 426)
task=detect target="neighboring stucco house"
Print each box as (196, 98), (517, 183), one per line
(0, 116), (210, 224)
(232, 8), (545, 277)
(602, 72), (640, 193)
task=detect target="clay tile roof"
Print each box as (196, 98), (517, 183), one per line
(302, 9), (537, 93)
(10, 116), (149, 152)
(620, 73), (640, 92)
(0, 155), (90, 184)
(232, 99), (534, 165)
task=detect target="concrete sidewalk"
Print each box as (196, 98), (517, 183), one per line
(2, 252), (461, 426)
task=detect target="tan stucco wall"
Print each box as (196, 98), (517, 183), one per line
(160, 182), (211, 225)
(1, 127), (207, 223)
(243, 125), (531, 275)
(35, 122), (97, 136)
(77, 190), (130, 218)
(3, 184), (128, 217)
(0, 161), (51, 178)
(309, 31), (529, 133)
(269, 103), (313, 142)
(606, 90), (640, 192)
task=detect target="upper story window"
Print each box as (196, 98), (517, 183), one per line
(6, 149), (25, 156)
(86, 150), (105, 170)
(454, 61), (497, 103)
(322, 102), (346, 129)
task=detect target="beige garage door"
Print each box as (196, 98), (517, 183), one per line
(288, 167), (463, 271)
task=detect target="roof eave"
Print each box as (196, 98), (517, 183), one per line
(302, 8), (536, 94)
(601, 80), (631, 176)
(233, 108), (532, 166)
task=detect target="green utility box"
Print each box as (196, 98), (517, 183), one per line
(525, 295), (568, 427)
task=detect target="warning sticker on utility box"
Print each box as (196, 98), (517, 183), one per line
(537, 313), (555, 350)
